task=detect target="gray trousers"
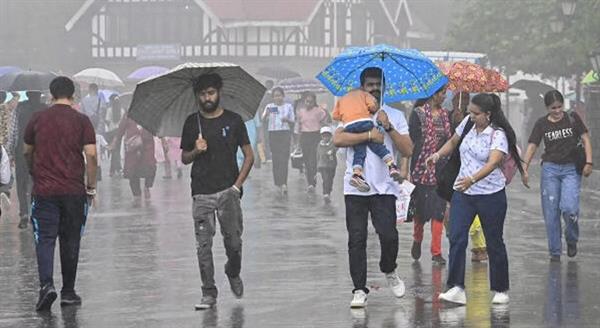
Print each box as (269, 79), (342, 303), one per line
(192, 187), (243, 298)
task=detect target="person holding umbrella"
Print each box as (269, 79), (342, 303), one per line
(333, 67), (414, 308)
(180, 73), (254, 310)
(261, 87), (294, 195)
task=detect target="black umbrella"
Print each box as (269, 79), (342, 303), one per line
(256, 66), (301, 80)
(1, 71), (57, 91)
(509, 79), (554, 96)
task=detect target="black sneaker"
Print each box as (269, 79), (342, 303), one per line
(60, 291), (82, 306)
(18, 216), (29, 229)
(228, 276), (244, 299)
(432, 255), (447, 265)
(36, 284), (57, 311)
(411, 241), (422, 260)
(567, 243), (577, 258)
(550, 255), (561, 262)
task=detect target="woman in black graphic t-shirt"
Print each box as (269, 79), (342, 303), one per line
(521, 90), (593, 262)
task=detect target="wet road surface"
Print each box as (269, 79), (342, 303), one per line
(1, 162), (599, 327)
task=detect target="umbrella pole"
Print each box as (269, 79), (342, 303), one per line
(458, 91), (462, 113)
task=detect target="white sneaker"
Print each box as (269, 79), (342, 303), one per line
(438, 286), (467, 305)
(385, 271), (406, 298)
(0, 192), (10, 209)
(350, 290), (367, 308)
(491, 292), (509, 304)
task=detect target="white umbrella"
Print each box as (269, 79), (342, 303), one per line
(74, 67), (124, 87)
(128, 62), (266, 137)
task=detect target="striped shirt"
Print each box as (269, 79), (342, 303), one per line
(264, 102), (294, 131)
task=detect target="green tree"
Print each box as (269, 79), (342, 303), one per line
(446, 0), (600, 78)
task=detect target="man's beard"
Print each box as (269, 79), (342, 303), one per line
(200, 97), (220, 113)
(370, 90), (381, 102)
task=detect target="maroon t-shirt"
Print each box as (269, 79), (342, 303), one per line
(24, 104), (96, 196)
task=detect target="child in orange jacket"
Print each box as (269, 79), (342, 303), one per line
(333, 89), (402, 192)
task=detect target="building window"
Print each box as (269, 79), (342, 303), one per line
(324, 1), (331, 46)
(345, 4), (352, 46)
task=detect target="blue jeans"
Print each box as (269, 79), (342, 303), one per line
(344, 120), (391, 170)
(447, 190), (509, 292)
(540, 162), (580, 256)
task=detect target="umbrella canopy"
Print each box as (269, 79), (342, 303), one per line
(316, 44), (447, 102)
(436, 61), (488, 92)
(128, 62), (266, 137)
(276, 77), (328, 94)
(582, 70), (599, 85)
(0, 66), (22, 77)
(127, 66), (169, 81)
(484, 68), (508, 92)
(0, 71), (57, 91)
(74, 68), (124, 87)
(510, 79), (555, 96)
(256, 66), (301, 80)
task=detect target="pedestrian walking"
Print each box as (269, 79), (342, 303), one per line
(333, 67), (413, 308)
(408, 85), (452, 266)
(449, 92), (488, 262)
(333, 89), (403, 192)
(0, 144), (10, 218)
(296, 91), (329, 193)
(109, 117), (156, 204)
(0, 91), (19, 222)
(14, 92), (47, 229)
(261, 87), (294, 195)
(521, 90), (593, 262)
(104, 94), (124, 177)
(80, 83), (106, 132)
(316, 126), (337, 204)
(180, 73), (254, 310)
(161, 137), (183, 179)
(23, 76), (97, 311)
(428, 93), (523, 305)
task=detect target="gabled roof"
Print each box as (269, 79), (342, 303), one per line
(65, 0), (222, 31)
(64, 0), (419, 37)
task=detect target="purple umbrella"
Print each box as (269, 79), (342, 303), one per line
(127, 66), (169, 81)
(0, 66), (22, 77)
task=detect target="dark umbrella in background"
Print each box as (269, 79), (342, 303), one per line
(128, 62), (266, 137)
(256, 66), (301, 80)
(276, 77), (328, 94)
(510, 79), (555, 98)
(0, 71), (57, 91)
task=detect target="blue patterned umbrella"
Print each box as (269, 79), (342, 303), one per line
(316, 44), (447, 102)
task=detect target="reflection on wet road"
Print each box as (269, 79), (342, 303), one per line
(1, 165), (599, 327)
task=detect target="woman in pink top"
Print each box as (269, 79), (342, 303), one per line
(295, 92), (330, 192)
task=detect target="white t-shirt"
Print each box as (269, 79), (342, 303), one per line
(341, 105), (409, 196)
(455, 117), (509, 195)
(0, 145), (11, 185)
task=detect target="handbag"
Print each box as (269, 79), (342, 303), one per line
(566, 112), (586, 175)
(291, 147), (304, 169)
(125, 134), (143, 151)
(436, 119), (474, 202)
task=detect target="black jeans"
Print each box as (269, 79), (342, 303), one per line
(300, 132), (321, 187)
(31, 195), (88, 291)
(129, 176), (155, 197)
(269, 131), (291, 187)
(345, 195), (398, 293)
(319, 167), (336, 195)
(15, 157), (32, 217)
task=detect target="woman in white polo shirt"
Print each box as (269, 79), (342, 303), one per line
(426, 93), (523, 306)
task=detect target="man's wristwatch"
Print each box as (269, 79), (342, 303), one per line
(469, 176), (477, 185)
(384, 125), (394, 132)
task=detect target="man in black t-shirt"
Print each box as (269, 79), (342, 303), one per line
(180, 73), (254, 310)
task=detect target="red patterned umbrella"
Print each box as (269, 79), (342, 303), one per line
(484, 68), (508, 92)
(435, 61), (487, 92)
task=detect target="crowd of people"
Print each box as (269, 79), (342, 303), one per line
(0, 65), (593, 314)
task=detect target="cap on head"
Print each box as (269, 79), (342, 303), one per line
(320, 126), (333, 135)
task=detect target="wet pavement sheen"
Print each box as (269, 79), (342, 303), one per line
(1, 164), (599, 327)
